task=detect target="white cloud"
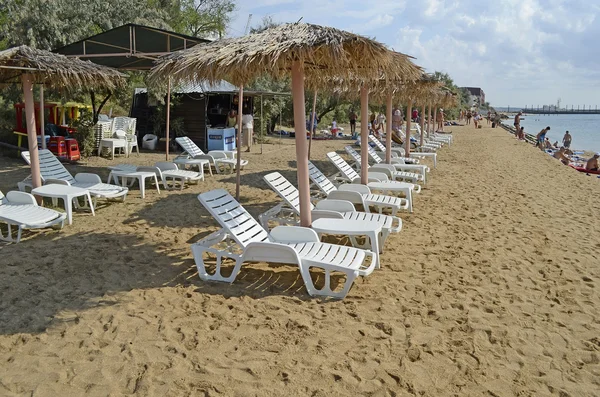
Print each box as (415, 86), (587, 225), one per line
(229, 0), (600, 106)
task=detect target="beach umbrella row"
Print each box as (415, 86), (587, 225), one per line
(0, 45), (125, 191)
(150, 22), (423, 227)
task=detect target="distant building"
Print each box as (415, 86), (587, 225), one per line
(460, 87), (486, 106)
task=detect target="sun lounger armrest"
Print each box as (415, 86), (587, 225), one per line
(74, 173), (102, 184)
(270, 226), (321, 243)
(367, 172), (389, 181)
(6, 191), (38, 205)
(136, 166), (161, 176)
(206, 151), (228, 160)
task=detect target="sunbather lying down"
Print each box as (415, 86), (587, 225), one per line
(553, 147), (570, 165)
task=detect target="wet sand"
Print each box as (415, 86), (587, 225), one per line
(0, 124), (598, 396)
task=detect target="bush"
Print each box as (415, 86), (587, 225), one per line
(71, 114), (96, 159)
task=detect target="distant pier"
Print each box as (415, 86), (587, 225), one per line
(522, 107), (600, 115)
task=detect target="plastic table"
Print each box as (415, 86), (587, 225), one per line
(311, 218), (383, 272)
(31, 184), (95, 225)
(107, 170), (160, 199)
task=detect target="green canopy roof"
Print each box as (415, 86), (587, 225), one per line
(53, 24), (208, 70)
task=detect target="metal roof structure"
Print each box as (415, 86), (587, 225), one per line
(53, 24), (208, 70)
(135, 80), (290, 97)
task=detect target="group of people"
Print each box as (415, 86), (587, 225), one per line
(511, 114), (599, 172)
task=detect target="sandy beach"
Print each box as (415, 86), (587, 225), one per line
(0, 123), (599, 396)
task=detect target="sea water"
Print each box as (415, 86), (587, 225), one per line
(505, 113), (600, 152)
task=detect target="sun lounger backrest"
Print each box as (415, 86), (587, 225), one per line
(198, 189), (270, 247)
(367, 146), (384, 163)
(21, 150), (76, 184)
(263, 172), (315, 214)
(344, 146), (362, 164)
(326, 152), (360, 181)
(307, 162), (336, 195)
(175, 137), (205, 157)
(369, 135), (387, 152)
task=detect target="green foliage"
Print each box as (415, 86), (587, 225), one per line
(175, 0), (235, 38)
(71, 113), (96, 158)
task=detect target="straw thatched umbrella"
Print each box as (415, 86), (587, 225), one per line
(150, 23), (415, 227)
(0, 45), (125, 191)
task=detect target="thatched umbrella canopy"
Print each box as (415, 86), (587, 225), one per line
(0, 45), (125, 88)
(150, 23), (416, 227)
(0, 45), (125, 192)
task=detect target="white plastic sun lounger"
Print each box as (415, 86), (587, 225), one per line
(192, 189), (376, 298)
(345, 146), (424, 184)
(20, 150), (128, 207)
(360, 145), (430, 184)
(307, 161), (408, 215)
(368, 135), (420, 164)
(111, 162), (203, 190)
(327, 152), (419, 212)
(0, 190), (66, 243)
(175, 136), (248, 174)
(260, 172), (401, 252)
(384, 142), (438, 168)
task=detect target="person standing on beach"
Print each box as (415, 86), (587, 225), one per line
(536, 126), (550, 150)
(392, 107), (403, 132)
(437, 108), (444, 132)
(466, 110), (472, 125)
(562, 131), (572, 149)
(349, 109), (358, 139)
(514, 112), (522, 138)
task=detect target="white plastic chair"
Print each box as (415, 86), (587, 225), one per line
(355, 144), (430, 183)
(368, 135), (420, 164)
(193, 189), (376, 299)
(0, 190), (66, 243)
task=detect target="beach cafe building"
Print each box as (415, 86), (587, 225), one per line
(132, 81), (286, 151)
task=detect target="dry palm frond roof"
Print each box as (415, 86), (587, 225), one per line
(0, 45), (125, 90)
(150, 23), (422, 86)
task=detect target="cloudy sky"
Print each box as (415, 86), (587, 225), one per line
(229, 0), (600, 108)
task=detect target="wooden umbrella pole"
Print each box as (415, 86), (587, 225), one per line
(427, 104), (433, 138)
(308, 90), (317, 160)
(385, 93), (392, 164)
(360, 86), (369, 185)
(22, 74), (42, 191)
(39, 85), (45, 149)
(405, 102), (412, 156)
(291, 61), (311, 227)
(432, 106), (437, 137)
(235, 85), (243, 200)
(420, 104), (426, 148)
(165, 78), (171, 160)
(260, 94), (264, 155)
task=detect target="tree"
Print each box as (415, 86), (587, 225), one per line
(174, 0), (235, 38)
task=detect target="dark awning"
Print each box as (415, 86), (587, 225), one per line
(53, 24), (208, 70)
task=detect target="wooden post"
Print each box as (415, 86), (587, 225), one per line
(432, 107), (437, 139)
(22, 74), (42, 190)
(260, 94), (264, 155)
(360, 86), (369, 185)
(291, 61), (311, 227)
(405, 102), (412, 156)
(235, 85), (243, 200)
(420, 104), (426, 148)
(165, 78), (171, 160)
(308, 90), (317, 159)
(39, 85), (46, 149)
(385, 93), (393, 164)
(427, 105), (432, 138)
